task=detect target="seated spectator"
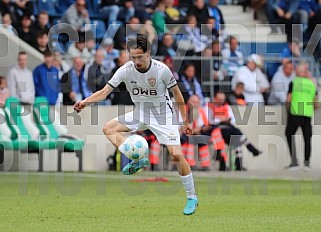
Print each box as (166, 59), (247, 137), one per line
(0, 76), (10, 107)
(221, 35), (244, 79)
(61, 57), (92, 105)
(33, 11), (50, 34)
(152, 0), (169, 38)
(114, 16), (141, 50)
(7, 51), (35, 105)
(227, 82), (246, 105)
(12, 0), (34, 22)
(118, 0), (135, 24)
(202, 17), (220, 45)
(33, 50), (60, 105)
(164, 0), (185, 32)
(156, 33), (177, 57)
(204, 91), (262, 170)
(231, 54), (265, 105)
(0, 13), (15, 35)
(178, 63), (205, 106)
(17, 14), (36, 47)
(34, 30), (49, 54)
(0, 0), (16, 24)
(180, 15), (207, 55)
(110, 50), (134, 105)
(102, 38), (119, 74)
(99, 0), (122, 24)
(251, 0), (267, 20)
(61, 0), (91, 32)
(86, 49), (110, 94)
(207, 0), (225, 33)
(187, 0), (209, 28)
(163, 56), (179, 81)
(266, 0), (300, 39)
(255, 55), (270, 103)
(67, 32), (92, 63)
(268, 61), (295, 104)
(132, 0), (154, 21)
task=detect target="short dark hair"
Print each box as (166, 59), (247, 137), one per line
(0, 76), (5, 83)
(214, 90), (226, 98)
(126, 34), (150, 53)
(235, 82), (244, 88)
(43, 49), (53, 57)
(18, 51), (27, 56)
(37, 30), (48, 38)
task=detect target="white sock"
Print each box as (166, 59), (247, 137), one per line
(180, 173), (197, 199)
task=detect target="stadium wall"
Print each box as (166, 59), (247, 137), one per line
(3, 105), (321, 172)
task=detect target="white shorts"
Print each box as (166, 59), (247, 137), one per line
(114, 109), (181, 145)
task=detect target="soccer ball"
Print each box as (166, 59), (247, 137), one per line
(120, 134), (149, 161)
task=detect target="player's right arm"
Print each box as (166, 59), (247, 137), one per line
(73, 84), (113, 112)
(74, 65), (126, 112)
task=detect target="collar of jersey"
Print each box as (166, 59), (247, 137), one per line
(135, 59), (152, 74)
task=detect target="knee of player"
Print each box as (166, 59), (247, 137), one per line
(102, 123), (114, 135)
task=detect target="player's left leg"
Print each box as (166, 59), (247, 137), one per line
(167, 145), (198, 215)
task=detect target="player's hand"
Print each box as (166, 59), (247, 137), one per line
(73, 100), (87, 113)
(183, 123), (193, 135)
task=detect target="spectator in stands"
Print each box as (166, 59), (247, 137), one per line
(221, 35), (244, 80)
(181, 95), (212, 171)
(164, 0), (185, 32)
(0, 76), (10, 107)
(163, 56), (180, 81)
(178, 63), (205, 106)
(139, 19), (157, 50)
(110, 50), (133, 105)
(99, 0), (122, 24)
(52, 51), (70, 80)
(152, 0), (168, 38)
(251, 0), (267, 20)
(255, 55), (270, 103)
(33, 50), (60, 105)
(61, 0), (90, 32)
(61, 56), (92, 105)
(281, 39), (301, 62)
(33, 11), (50, 34)
(285, 62), (319, 171)
(17, 14), (36, 47)
(12, 0), (34, 22)
(181, 15), (207, 55)
(205, 91), (262, 170)
(86, 33), (96, 56)
(207, 0), (225, 32)
(0, 0), (16, 24)
(268, 60), (295, 104)
(7, 51), (35, 105)
(34, 30), (49, 54)
(102, 38), (119, 74)
(114, 16), (141, 49)
(132, 0), (154, 21)
(297, 0), (320, 34)
(86, 49), (110, 94)
(156, 33), (177, 57)
(118, 0), (135, 23)
(202, 17), (220, 45)
(227, 82), (246, 105)
(0, 13), (15, 35)
(266, 0), (300, 39)
(231, 54), (265, 105)
(67, 32), (92, 64)
(188, 0), (209, 28)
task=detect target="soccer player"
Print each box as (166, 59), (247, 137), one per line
(74, 34), (198, 215)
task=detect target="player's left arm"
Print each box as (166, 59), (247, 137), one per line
(170, 85), (193, 135)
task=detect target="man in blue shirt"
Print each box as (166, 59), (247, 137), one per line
(33, 50), (60, 105)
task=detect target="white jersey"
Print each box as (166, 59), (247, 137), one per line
(108, 59), (177, 113)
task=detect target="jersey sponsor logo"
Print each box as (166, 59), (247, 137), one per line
(167, 131), (178, 141)
(148, 77), (156, 87)
(132, 88), (158, 95)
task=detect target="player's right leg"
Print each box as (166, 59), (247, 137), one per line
(103, 116), (150, 175)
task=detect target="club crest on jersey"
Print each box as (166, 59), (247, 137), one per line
(148, 77), (156, 87)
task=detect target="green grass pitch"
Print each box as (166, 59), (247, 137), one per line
(1, 173), (321, 232)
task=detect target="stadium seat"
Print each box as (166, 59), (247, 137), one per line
(4, 97), (56, 172)
(33, 97), (84, 172)
(0, 108), (28, 171)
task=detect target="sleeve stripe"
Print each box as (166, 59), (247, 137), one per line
(168, 83), (177, 89)
(107, 82), (116, 89)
